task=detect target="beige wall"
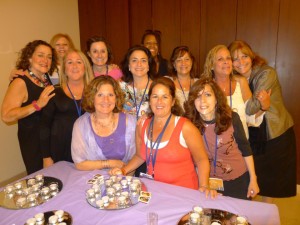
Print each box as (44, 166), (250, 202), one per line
(0, 0), (80, 184)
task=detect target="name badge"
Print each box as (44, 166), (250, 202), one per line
(209, 177), (224, 191)
(139, 172), (154, 180)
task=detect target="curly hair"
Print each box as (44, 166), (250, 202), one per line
(86, 36), (114, 65)
(82, 75), (124, 113)
(170, 46), (198, 79)
(141, 29), (163, 58)
(202, 45), (232, 79)
(228, 40), (267, 72)
(60, 49), (94, 87)
(121, 45), (155, 83)
(184, 78), (232, 135)
(50, 33), (75, 50)
(16, 40), (58, 75)
(147, 77), (183, 117)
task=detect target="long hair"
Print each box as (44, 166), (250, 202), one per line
(141, 29), (163, 59)
(82, 75), (124, 113)
(86, 36), (114, 65)
(147, 77), (183, 117)
(184, 78), (232, 135)
(50, 33), (75, 50)
(202, 45), (230, 79)
(16, 40), (58, 75)
(228, 40), (267, 72)
(170, 46), (197, 79)
(121, 45), (155, 83)
(60, 49), (94, 87)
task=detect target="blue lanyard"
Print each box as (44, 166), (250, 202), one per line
(133, 78), (149, 120)
(146, 114), (172, 177)
(67, 83), (83, 117)
(203, 132), (218, 175)
(177, 77), (192, 102)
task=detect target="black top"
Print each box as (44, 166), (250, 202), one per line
(156, 57), (169, 78)
(39, 87), (84, 163)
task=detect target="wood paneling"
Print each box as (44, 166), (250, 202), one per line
(236, 0), (280, 67)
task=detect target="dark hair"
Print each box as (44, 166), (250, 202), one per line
(147, 77), (183, 117)
(228, 40), (267, 71)
(170, 46), (197, 79)
(86, 36), (114, 65)
(121, 45), (155, 83)
(184, 78), (232, 135)
(16, 40), (58, 75)
(141, 29), (162, 56)
(82, 75), (124, 113)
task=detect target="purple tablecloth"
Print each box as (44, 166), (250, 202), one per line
(0, 161), (280, 225)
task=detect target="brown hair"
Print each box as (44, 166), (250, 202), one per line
(86, 36), (114, 65)
(50, 33), (75, 50)
(16, 40), (58, 75)
(82, 75), (124, 113)
(147, 77), (183, 117)
(184, 78), (232, 135)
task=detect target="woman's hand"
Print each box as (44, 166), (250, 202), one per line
(43, 157), (54, 168)
(37, 85), (55, 109)
(247, 179), (260, 198)
(109, 167), (122, 176)
(9, 69), (26, 81)
(109, 159), (125, 169)
(256, 89), (271, 111)
(199, 187), (218, 199)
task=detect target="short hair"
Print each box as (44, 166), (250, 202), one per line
(60, 49), (94, 87)
(121, 45), (155, 83)
(50, 33), (75, 50)
(16, 40), (58, 75)
(184, 78), (232, 135)
(170, 46), (197, 79)
(228, 40), (267, 71)
(86, 36), (113, 65)
(147, 77), (183, 117)
(82, 75), (124, 113)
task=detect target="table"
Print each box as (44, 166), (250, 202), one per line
(0, 161), (280, 225)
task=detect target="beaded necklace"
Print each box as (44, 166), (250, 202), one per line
(28, 69), (51, 87)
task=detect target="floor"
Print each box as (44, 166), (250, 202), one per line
(254, 185), (300, 225)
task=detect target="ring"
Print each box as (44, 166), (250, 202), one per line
(250, 190), (254, 194)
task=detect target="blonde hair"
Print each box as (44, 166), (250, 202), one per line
(60, 49), (94, 87)
(50, 33), (75, 50)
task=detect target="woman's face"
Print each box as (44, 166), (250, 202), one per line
(29, 45), (52, 76)
(128, 50), (149, 78)
(194, 84), (217, 121)
(232, 49), (252, 78)
(174, 52), (193, 76)
(65, 52), (85, 82)
(55, 37), (70, 59)
(94, 83), (116, 114)
(150, 84), (175, 118)
(212, 48), (232, 77)
(88, 41), (108, 67)
(143, 34), (158, 58)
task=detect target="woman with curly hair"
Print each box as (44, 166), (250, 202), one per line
(1, 40), (57, 174)
(184, 78), (259, 200)
(71, 76), (136, 171)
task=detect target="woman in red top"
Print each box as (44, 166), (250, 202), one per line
(111, 77), (216, 198)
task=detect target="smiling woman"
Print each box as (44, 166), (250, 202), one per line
(1, 40), (57, 174)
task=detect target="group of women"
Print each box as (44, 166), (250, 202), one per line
(1, 30), (296, 202)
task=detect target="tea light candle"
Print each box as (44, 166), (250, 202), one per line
(14, 182), (23, 190)
(27, 178), (36, 187)
(35, 174), (44, 182)
(112, 183), (121, 191)
(16, 197), (26, 208)
(4, 185), (14, 194)
(41, 187), (50, 195)
(27, 193), (36, 202)
(86, 188), (95, 198)
(34, 213), (45, 222)
(22, 187), (31, 196)
(236, 216), (247, 225)
(55, 210), (64, 222)
(120, 179), (128, 188)
(193, 206), (203, 214)
(110, 175), (117, 183)
(26, 218), (36, 225)
(126, 176), (132, 183)
(189, 212), (200, 224)
(48, 215), (58, 224)
(105, 179), (112, 187)
(96, 199), (104, 208)
(49, 182), (58, 191)
(118, 196), (126, 207)
(121, 191), (129, 197)
(31, 184), (40, 192)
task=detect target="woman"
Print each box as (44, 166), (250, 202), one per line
(1, 40), (57, 174)
(86, 36), (122, 80)
(202, 45), (264, 139)
(185, 78), (259, 200)
(120, 45), (155, 120)
(228, 40), (296, 202)
(111, 77), (215, 198)
(166, 46), (199, 111)
(40, 49), (94, 168)
(141, 29), (168, 77)
(71, 76), (136, 170)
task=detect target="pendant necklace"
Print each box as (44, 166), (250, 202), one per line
(28, 69), (51, 87)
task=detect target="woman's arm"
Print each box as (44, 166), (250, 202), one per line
(182, 120), (217, 198)
(243, 156), (259, 198)
(234, 75), (252, 102)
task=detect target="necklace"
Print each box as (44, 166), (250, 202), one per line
(93, 113), (116, 133)
(28, 69), (51, 87)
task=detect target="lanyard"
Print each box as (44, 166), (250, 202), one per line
(203, 132), (218, 175)
(177, 77), (192, 102)
(105, 64), (108, 75)
(133, 78), (149, 120)
(67, 83), (83, 117)
(146, 114), (172, 178)
(229, 79), (232, 108)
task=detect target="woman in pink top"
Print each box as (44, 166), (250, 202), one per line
(111, 77), (216, 198)
(86, 36), (122, 80)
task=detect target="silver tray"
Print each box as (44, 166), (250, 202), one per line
(86, 175), (147, 210)
(177, 208), (251, 225)
(24, 210), (72, 225)
(0, 176), (63, 209)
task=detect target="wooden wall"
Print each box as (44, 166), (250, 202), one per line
(78, 0), (300, 183)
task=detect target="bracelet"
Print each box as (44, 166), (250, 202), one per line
(121, 167), (127, 176)
(103, 160), (109, 169)
(32, 100), (41, 111)
(199, 185), (209, 189)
